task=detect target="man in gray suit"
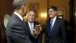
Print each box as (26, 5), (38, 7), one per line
(6, 0), (42, 43)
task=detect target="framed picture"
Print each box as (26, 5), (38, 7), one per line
(57, 8), (65, 19)
(29, 3), (39, 17)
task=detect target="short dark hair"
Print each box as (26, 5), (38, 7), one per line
(48, 6), (57, 11)
(13, 0), (26, 10)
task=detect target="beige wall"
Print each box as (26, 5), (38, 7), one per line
(48, 0), (70, 22)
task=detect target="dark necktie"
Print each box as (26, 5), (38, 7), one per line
(50, 20), (53, 34)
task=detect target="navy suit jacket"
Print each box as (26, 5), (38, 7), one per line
(45, 17), (67, 43)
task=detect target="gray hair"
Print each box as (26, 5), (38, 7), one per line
(13, 0), (26, 10)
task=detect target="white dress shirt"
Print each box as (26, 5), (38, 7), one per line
(51, 16), (57, 28)
(28, 21), (38, 38)
(28, 21), (34, 35)
(14, 12), (23, 21)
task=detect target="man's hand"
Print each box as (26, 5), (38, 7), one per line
(33, 24), (42, 36)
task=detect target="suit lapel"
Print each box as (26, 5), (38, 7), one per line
(34, 22), (36, 28)
(25, 22), (32, 35)
(51, 17), (59, 36)
(46, 20), (51, 37)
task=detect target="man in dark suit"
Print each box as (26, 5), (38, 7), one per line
(6, 0), (42, 43)
(45, 6), (67, 43)
(25, 11), (42, 43)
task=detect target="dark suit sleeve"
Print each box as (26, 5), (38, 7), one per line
(45, 25), (47, 43)
(37, 32), (42, 43)
(35, 22), (42, 43)
(33, 22), (42, 43)
(61, 21), (67, 43)
(45, 21), (49, 43)
(11, 23), (32, 43)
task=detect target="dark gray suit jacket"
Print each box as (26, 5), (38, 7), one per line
(6, 14), (32, 43)
(45, 17), (67, 43)
(25, 21), (42, 43)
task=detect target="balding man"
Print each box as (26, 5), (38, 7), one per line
(25, 11), (42, 43)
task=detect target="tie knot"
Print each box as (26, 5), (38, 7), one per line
(50, 19), (53, 34)
(51, 19), (53, 21)
(50, 19), (53, 24)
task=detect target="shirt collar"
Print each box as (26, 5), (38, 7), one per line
(28, 21), (34, 24)
(14, 12), (23, 21)
(51, 16), (57, 22)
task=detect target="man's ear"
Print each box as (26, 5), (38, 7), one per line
(21, 5), (25, 11)
(55, 11), (57, 14)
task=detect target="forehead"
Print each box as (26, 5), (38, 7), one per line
(48, 9), (54, 11)
(28, 11), (35, 14)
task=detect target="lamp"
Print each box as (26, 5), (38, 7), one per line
(41, 13), (47, 18)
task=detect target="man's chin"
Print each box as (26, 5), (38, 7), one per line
(49, 16), (52, 18)
(29, 21), (34, 23)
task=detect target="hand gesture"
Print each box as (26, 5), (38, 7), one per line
(33, 24), (42, 36)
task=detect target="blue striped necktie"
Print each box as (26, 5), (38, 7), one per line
(50, 19), (53, 34)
